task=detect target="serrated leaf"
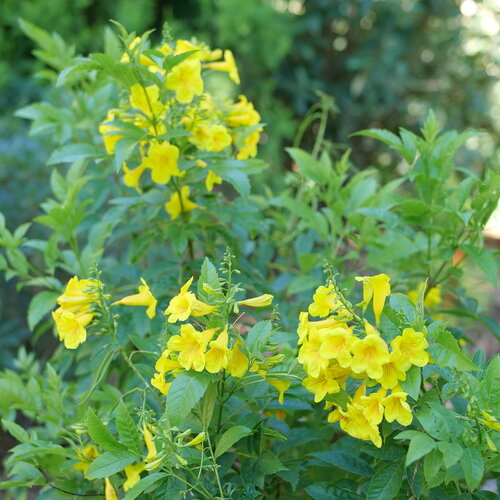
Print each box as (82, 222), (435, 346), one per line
(400, 365), (421, 401)
(87, 408), (125, 453)
(429, 330), (479, 372)
(286, 147), (329, 184)
(116, 401), (142, 456)
(406, 433), (436, 466)
(166, 371), (211, 427)
(245, 321), (273, 355)
(367, 460), (405, 500)
(123, 472), (167, 500)
(310, 451), (373, 477)
(215, 425), (253, 458)
(86, 450), (137, 479)
(305, 483), (361, 500)
(198, 257), (220, 302)
(460, 447), (484, 491)
(1, 419), (29, 442)
(479, 355), (500, 415)
(437, 442), (463, 469)
(416, 408), (450, 441)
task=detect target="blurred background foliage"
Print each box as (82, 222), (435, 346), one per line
(1, 0), (499, 367)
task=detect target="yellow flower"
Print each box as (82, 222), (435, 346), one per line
(355, 274), (391, 324)
(142, 141), (181, 185)
(52, 309), (93, 349)
(56, 276), (98, 311)
(154, 350), (182, 373)
(226, 95), (260, 128)
(319, 326), (356, 368)
(308, 284), (347, 318)
(227, 338), (249, 377)
(165, 186), (202, 220)
(167, 324), (215, 372)
(174, 39), (219, 61)
(205, 170), (223, 191)
(481, 411), (500, 432)
(297, 330), (329, 378)
(267, 379), (290, 405)
(205, 124), (232, 152)
(166, 59), (203, 103)
(186, 432), (206, 447)
(99, 110), (124, 155)
(205, 50), (240, 84)
(73, 444), (99, 476)
(104, 478), (118, 500)
(151, 372), (172, 395)
(122, 162), (146, 192)
(350, 334), (390, 379)
(113, 278), (157, 319)
(164, 277), (216, 322)
(376, 352), (407, 389)
(205, 328), (231, 373)
(238, 294), (274, 307)
(382, 391), (413, 426)
(123, 462), (145, 491)
(235, 128), (262, 160)
(302, 368), (341, 403)
(129, 84), (165, 119)
(408, 283), (442, 308)
(143, 423), (157, 464)
(390, 328), (429, 371)
(359, 387), (387, 426)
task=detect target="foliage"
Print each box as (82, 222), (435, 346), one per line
(0, 21), (499, 500)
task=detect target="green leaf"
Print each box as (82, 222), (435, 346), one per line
(27, 291), (59, 330)
(416, 408), (450, 441)
(78, 350), (115, 406)
(423, 449), (442, 483)
(479, 355), (500, 415)
(123, 472), (167, 500)
(437, 442), (463, 469)
(429, 330), (479, 372)
(305, 483), (361, 500)
(115, 401), (142, 456)
(1, 419), (29, 442)
(256, 451), (287, 474)
(197, 257), (220, 302)
(87, 408), (126, 453)
(460, 447), (484, 491)
(286, 147), (329, 184)
(215, 425), (253, 458)
(245, 321), (273, 355)
(201, 382), (217, 428)
(366, 460), (405, 500)
(400, 366), (421, 401)
(460, 244), (498, 287)
(86, 450), (137, 479)
(406, 433), (436, 466)
(47, 143), (102, 165)
(310, 451), (373, 477)
(166, 371), (211, 427)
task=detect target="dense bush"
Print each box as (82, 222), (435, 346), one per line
(0, 23), (498, 499)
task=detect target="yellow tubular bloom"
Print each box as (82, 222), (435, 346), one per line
(266, 379), (291, 405)
(151, 372), (172, 395)
(123, 462), (145, 491)
(376, 352), (407, 389)
(122, 162), (146, 192)
(205, 170), (223, 191)
(350, 334), (390, 380)
(204, 124), (232, 152)
(205, 328), (231, 373)
(226, 95), (260, 128)
(227, 338), (249, 377)
(319, 326), (356, 368)
(297, 331), (330, 378)
(382, 391), (413, 426)
(308, 285), (342, 318)
(129, 84), (165, 119)
(104, 478), (118, 500)
(99, 110), (124, 155)
(408, 283), (442, 308)
(167, 324), (215, 371)
(302, 368), (341, 403)
(113, 278), (157, 319)
(205, 49), (240, 84)
(355, 274), (391, 324)
(142, 141), (181, 185)
(73, 445), (99, 476)
(235, 128), (262, 160)
(238, 294), (274, 307)
(166, 59), (203, 103)
(165, 186), (202, 220)
(164, 277), (215, 322)
(143, 424), (157, 464)
(390, 328), (429, 371)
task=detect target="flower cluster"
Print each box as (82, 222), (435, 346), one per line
(150, 277), (286, 399)
(98, 36), (263, 218)
(52, 277), (100, 349)
(297, 274), (430, 447)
